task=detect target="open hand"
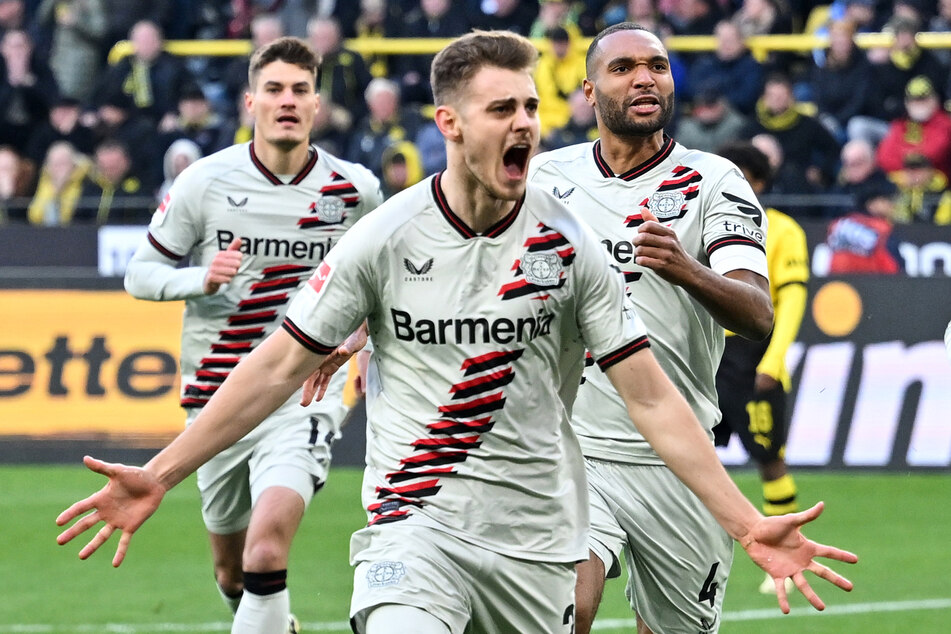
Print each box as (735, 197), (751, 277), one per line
(739, 502), (858, 613)
(55, 456), (166, 567)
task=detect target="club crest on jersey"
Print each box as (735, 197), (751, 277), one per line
(310, 196), (346, 223)
(366, 561), (406, 588)
(648, 191), (686, 220)
(521, 252), (562, 286)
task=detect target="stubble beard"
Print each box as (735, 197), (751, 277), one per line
(595, 87), (675, 138)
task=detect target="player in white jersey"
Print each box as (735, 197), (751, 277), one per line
(122, 37), (382, 634)
(58, 31), (857, 634)
(529, 23), (790, 633)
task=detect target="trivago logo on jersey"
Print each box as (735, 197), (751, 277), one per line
(308, 260), (333, 294)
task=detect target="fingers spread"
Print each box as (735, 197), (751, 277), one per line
(78, 523), (114, 560)
(113, 531), (134, 567)
(792, 574), (825, 611)
(808, 561), (854, 592)
(813, 543), (859, 564)
(55, 497), (96, 527)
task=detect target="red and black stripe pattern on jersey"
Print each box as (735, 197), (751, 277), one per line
(499, 223), (575, 300)
(431, 172), (523, 239)
(367, 349), (523, 526)
(707, 235), (766, 256)
(595, 335), (650, 371)
(182, 264), (312, 408)
(592, 136), (674, 181)
(298, 172), (360, 229)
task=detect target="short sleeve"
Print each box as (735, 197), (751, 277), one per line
(146, 164), (206, 260)
(703, 164), (769, 279)
(282, 226), (376, 353)
(572, 226), (650, 371)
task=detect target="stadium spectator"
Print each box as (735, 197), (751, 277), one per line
(667, 0), (721, 35)
(890, 153), (951, 225)
(0, 29), (58, 153)
(733, 0), (793, 38)
(25, 96), (96, 167)
(743, 73), (841, 190)
(876, 75), (951, 181)
(826, 179), (904, 273)
(750, 132), (825, 217)
(469, 0), (538, 35)
(529, 0), (582, 39)
(0, 0), (26, 36)
(353, 0), (390, 78)
(79, 139), (150, 224)
(687, 20), (763, 114)
(929, 0), (951, 67)
(100, 0), (171, 50)
(309, 96), (349, 157)
(831, 138), (894, 216)
(379, 139), (424, 198)
(90, 89), (161, 192)
(346, 77), (422, 181)
(535, 26), (587, 137)
(93, 20), (195, 128)
(36, 0), (107, 103)
(864, 15), (947, 126)
(155, 137), (200, 204)
(26, 140), (96, 225)
(224, 0), (285, 39)
(392, 0), (471, 105)
(307, 16), (373, 134)
(543, 87), (599, 150)
(609, 0), (674, 36)
(0, 143), (32, 222)
(220, 12), (284, 116)
(214, 85), (254, 151)
(676, 83), (750, 154)
(158, 83), (226, 159)
(809, 18), (873, 143)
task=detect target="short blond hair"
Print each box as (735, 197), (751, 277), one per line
(430, 30), (538, 106)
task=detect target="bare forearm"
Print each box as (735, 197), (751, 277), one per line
(145, 330), (324, 489)
(681, 267), (773, 340)
(607, 354), (762, 540)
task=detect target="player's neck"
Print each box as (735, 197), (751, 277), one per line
(252, 138), (312, 176)
(597, 131), (664, 175)
(440, 167), (518, 234)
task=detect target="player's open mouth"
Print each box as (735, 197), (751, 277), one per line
(277, 114), (300, 124)
(629, 95), (660, 115)
(503, 144), (531, 180)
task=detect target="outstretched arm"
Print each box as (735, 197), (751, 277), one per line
(606, 349), (857, 613)
(300, 322), (369, 405)
(56, 328), (328, 566)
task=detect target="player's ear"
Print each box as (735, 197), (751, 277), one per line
(244, 90), (254, 116)
(434, 104), (461, 143)
(582, 78), (596, 107)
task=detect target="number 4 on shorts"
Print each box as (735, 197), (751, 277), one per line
(698, 562), (720, 607)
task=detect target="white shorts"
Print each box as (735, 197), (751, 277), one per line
(350, 524), (577, 634)
(194, 370), (351, 535)
(586, 460), (734, 634)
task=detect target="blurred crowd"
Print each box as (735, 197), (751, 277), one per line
(1, 0), (951, 236)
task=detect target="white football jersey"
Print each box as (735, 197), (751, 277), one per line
(145, 142), (382, 420)
(284, 173), (649, 563)
(530, 138), (769, 465)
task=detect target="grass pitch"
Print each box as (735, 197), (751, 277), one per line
(3, 466), (949, 633)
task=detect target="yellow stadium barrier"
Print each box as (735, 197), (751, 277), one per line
(107, 32), (951, 66)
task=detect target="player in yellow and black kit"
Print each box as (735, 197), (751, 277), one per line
(713, 141), (810, 594)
